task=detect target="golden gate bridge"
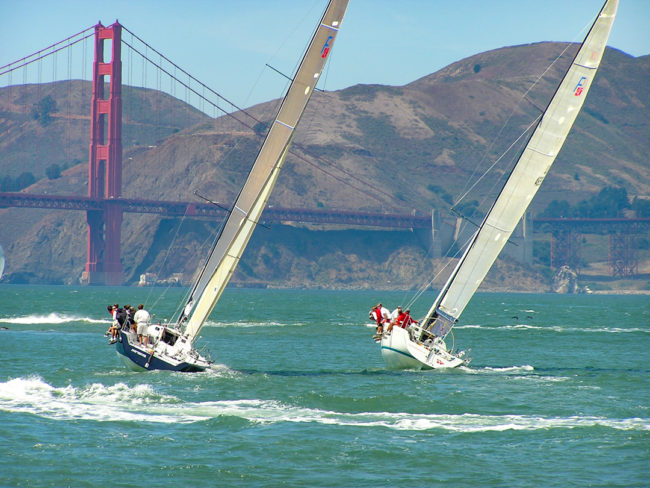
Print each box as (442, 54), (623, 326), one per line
(1, 22), (648, 284)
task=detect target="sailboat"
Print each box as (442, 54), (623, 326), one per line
(380, 0), (618, 370)
(115, 0), (349, 372)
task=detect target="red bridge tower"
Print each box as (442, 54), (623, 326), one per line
(81, 21), (123, 285)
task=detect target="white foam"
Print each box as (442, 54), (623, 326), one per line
(462, 365), (535, 374)
(0, 313), (109, 325)
(0, 377), (197, 423)
(1, 377), (647, 432)
(202, 320), (287, 328)
(456, 324), (647, 333)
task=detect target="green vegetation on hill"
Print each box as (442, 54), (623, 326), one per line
(538, 186), (632, 218)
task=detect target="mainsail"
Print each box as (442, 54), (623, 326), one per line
(425, 0), (618, 338)
(180, 0), (348, 341)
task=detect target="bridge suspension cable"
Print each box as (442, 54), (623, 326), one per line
(0, 25), (95, 78)
(120, 26), (411, 213)
(0, 21), (420, 214)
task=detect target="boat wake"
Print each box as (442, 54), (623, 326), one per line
(1, 377), (646, 432)
(0, 313), (109, 325)
(457, 324), (648, 333)
(461, 365), (535, 374)
(203, 320), (288, 328)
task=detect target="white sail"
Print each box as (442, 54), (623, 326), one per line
(0, 244), (4, 279)
(181, 1), (348, 341)
(426, 0), (618, 337)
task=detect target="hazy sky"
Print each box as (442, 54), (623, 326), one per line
(1, 0), (648, 110)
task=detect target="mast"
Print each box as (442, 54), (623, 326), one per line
(423, 0), (618, 338)
(180, 0), (349, 341)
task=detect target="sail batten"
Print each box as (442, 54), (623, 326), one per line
(180, 0), (348, 341)
(424, 0), (618, 338)
(275, 120), (295, 130)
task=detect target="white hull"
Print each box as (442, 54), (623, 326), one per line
(380, 326), (466, 370)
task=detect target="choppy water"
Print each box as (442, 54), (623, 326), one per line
(0, 285), (648, 487)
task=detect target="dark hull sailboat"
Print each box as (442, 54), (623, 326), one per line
(116, 326), (210, 372)
(113, 0), (349, 371)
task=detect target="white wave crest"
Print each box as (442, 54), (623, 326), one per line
(1, 377), (647, 432)
(0, 377), (192, 423)
(456, 324), (647, 333)
(203, 320), (287, 328)
(463, 365), (535, 374)
(0, 313), (109, 325)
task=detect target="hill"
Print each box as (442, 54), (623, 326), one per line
(0, 42), (648, 291)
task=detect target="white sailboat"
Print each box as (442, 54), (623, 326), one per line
(380, 0), (618, 370)
(115, 0), (349, 371)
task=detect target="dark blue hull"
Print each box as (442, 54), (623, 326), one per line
(115, 331), (207, 372)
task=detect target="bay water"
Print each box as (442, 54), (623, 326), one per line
(0, 284), (647, 487)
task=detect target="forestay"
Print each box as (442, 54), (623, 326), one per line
(179, 0), (349, 341)
(425, 0), (618, 337)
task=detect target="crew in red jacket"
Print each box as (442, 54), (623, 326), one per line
(388, 308), (419, 333)
(371, 303), (389, 334)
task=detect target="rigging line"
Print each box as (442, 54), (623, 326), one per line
(288, 30), (413, 213)
(447, 150), (516, 281)
(453, 113), (541, 206)
(173, 218), (225, 325)
(123, 33), (412, 213)
(120, 48), (413, 214)
(265, 63), (325, 92)
(146, 227), (180, 312)
(456, 14), (601, 246)
(288, 145), (404, 212)
(178, 201), (232, 322)
(147, 210), (191, 317)
(396, 231), (435, 311)
(450, 206), (520, 247)
(283, 96), (411, 211)
(0, 32), (95, 77)
(66, 46), (71, 164)
(455, 42), (578, 208)
(250, 94), (406, 211)
(240, 0), (320, 109)
(193, 191), (271, 229)
(406, 222), (477, 313)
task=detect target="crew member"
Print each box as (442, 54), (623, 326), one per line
(134, 304), (151, 347)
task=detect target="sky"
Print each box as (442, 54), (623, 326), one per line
(1, 0), (648, 111)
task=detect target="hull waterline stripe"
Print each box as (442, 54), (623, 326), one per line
(381, 345), (415, 359)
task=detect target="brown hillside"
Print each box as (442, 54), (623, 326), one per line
(0, 42), (648, 288)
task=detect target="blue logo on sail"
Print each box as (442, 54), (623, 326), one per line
(321, 36), (333, 58)
(573, 76), (587, 96)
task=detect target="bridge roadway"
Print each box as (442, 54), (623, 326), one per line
(0, 192), (429, 229)
(2, 192), (650, 232)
